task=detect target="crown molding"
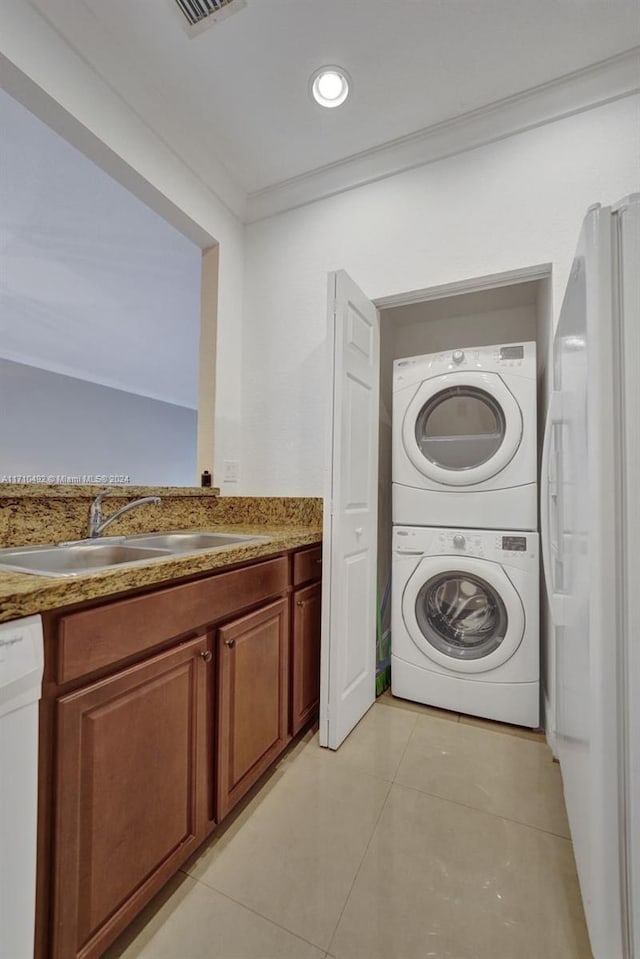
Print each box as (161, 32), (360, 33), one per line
(373, 264), (552, 310)
(246, 47), (640, 223)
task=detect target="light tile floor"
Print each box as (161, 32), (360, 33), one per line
(106, 694), (593, 959)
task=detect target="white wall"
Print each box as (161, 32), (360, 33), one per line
(242, 95), (640, 495)
(391, 305), (537, 361)
(0, 359), (197, 487)
(0, 0), (245, 492)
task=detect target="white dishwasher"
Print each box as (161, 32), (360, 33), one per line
(0, 615), (44, 959)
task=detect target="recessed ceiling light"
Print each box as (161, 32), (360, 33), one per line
(310, 67), (351, 108)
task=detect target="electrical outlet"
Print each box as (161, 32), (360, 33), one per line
(223, 460), (239, 483)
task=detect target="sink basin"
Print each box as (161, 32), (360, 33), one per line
(0, 530), (269, 577)
(124, 531), (267, 552)
(0, 542), (171, 577)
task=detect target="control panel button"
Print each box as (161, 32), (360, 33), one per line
(453, 534), (466, 548)
(452, 350), (465, 365)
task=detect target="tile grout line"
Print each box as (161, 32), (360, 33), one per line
(179, 868), (329, 954)
(379, 695), (548, 743)
(324, 778), (394, 957)
(324, 716), (419, 956)
(391, 779), (574, 842)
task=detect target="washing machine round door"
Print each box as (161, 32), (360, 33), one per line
(402, 556), (525, 673)
(401, 371), (523, 486)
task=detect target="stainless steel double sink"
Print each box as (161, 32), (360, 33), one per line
(0, 531), (268, 578)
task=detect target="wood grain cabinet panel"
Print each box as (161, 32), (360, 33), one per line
(216, 598), (289, 819)
(51, 635), (210, 959)
(292, 546), (322, 586)
(57, 557), (288, 683)
(291, 582), (322, 735)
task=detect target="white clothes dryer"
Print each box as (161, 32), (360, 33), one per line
(391, 525), (539, 727)
(392, 342), (537, 530)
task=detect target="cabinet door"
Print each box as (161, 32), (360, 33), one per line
(291, 582), (322, 735)
(52, 635), (210, 959)
(216, 598), (289, 820)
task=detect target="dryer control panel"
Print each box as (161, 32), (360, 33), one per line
(393, 341), (536, 389)
(495, 344), (526, 368)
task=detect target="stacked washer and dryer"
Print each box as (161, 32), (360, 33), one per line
(391, 342), (540, 727)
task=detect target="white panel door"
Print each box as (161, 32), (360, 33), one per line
(320, 271), (380, 749)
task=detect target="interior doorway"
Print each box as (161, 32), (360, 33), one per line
(375, 270), (553, 717)
(322, 264), (555, 750)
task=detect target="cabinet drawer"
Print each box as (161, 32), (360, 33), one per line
(292, 546), (322, 586)
(57, 557), (288, 684)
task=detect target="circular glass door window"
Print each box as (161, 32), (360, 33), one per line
(415, 571), (508, 660)
(414, 386), (506, 470)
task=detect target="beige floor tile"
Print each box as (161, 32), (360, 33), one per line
(104, 873), (324, 959)
(378, 688), (460, 722)
(186, 756), (390, 949)
(330, 784), (592, 959)
(294, 702), (418, 782)
(395, 713), (570, 837)
(277, 723), (320, 768)
(459, 711), (546, 742)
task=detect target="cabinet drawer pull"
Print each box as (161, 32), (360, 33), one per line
(316, 559), (323, 565)
(201, 650), (213, 663)
(296, 600), (305, 607)
(224, 639), (236, 649)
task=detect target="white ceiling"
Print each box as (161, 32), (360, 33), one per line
(26, 0), (640, 216)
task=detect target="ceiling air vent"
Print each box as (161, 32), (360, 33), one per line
(174, 0), (246, 34)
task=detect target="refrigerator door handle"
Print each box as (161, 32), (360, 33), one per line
(541, 390), (568, 625)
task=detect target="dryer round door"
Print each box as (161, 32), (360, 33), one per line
(402, 556), (525, 673)
(401, 371), (523, 486)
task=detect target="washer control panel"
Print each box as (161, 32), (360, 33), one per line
(494, 533), (536, 560)
(438, 530), (485, 557)
(393, 527), (538, 564)
(501, 535), (527, 552)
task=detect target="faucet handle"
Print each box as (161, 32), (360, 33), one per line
(88, 487), (114, 537)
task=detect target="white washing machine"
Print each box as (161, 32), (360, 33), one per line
(392, 342), (537, 530)
(391, 526), (539, 727)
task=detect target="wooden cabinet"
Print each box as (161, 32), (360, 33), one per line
(292, 545), (323, 586)
(290, 545), (323, 735)
(56, 557), (288, 684)
(37, 545), (320, 959)
(291, 582), (322, 735)
(51, 635), (210, 959)
(216, 598), (289, 819)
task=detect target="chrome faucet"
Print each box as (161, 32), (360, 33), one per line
(88, 488), (162, 538)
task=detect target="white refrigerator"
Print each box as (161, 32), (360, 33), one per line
(542, 194), (640, 959)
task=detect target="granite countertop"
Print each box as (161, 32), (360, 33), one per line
(0, 523), (322, 624)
